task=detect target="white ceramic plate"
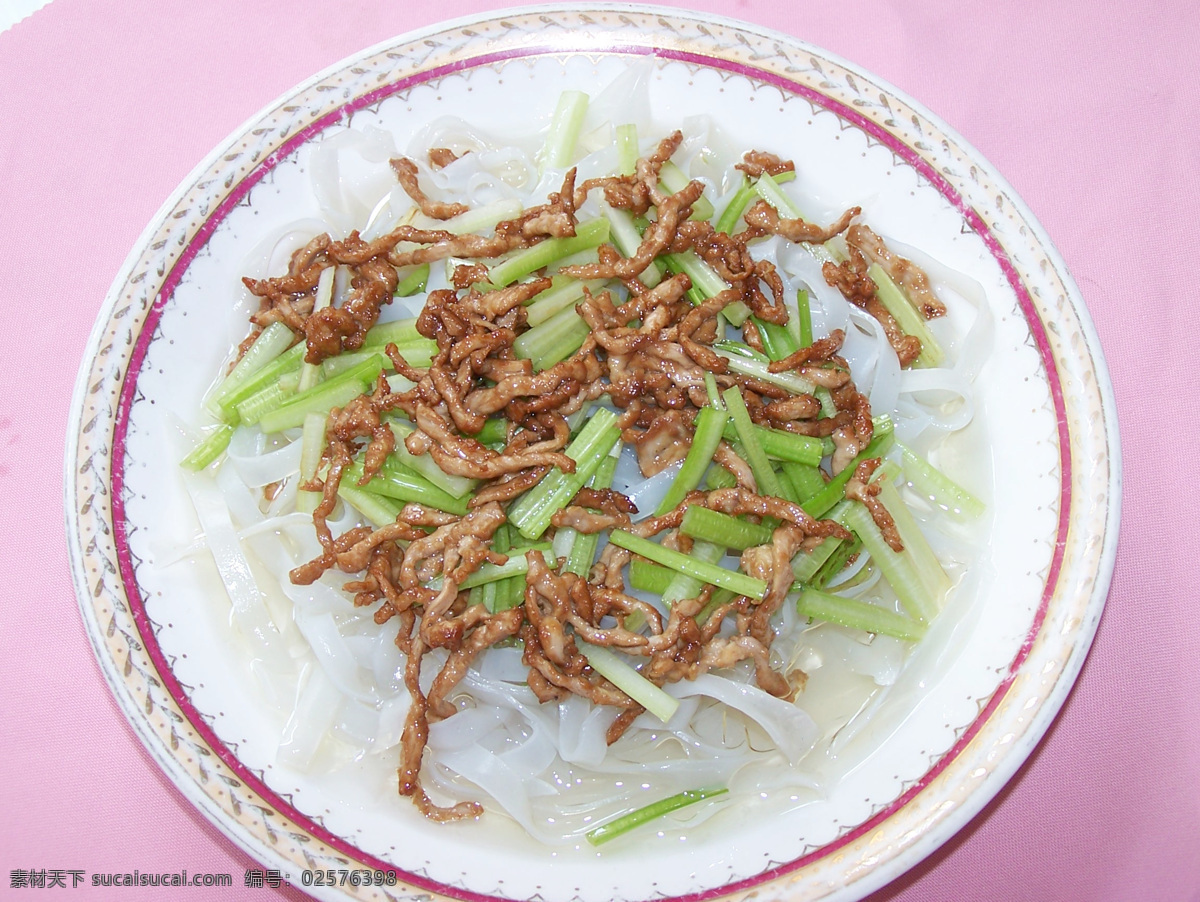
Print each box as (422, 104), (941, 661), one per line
(65, 5), (1119, 901)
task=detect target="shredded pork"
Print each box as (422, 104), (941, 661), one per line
(238, 130), (927, 823)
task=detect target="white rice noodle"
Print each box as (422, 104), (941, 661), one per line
(181, 467), (294, 682)
(841, 306), (901, 416)
(309, 125), (400, 234)
(895, 367), (975, 438)
(226, 428), (303, 487)
(664, 674), (819, 765)
(293, 609), (385, 705)
(277, 662), (342, 771)
(883, 237), (996, 385)
(772, 237), (852, 338)
(611, 443), (683, 520)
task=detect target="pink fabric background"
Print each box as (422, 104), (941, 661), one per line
(2, 0), (1196, 899)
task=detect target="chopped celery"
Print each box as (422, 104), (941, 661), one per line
(235, 380), (294, 426)
(205, 322), (296, 416)
(539, 90), (589, 173)
(800, 418), (896, 518)
(658, 160), (715, 222)
(430, 545), (554, 592)
(387, 420), (478, 498)
(180, 424), (234, 471)
(608, 530), (767, 600)
(525, 275), (608, 327)
(654, 405), (729, 516)
(753, 173), (836, 265)
(563, 443), (621, 577)
(721, 421), (825, 468)
(295, 411), (327, 515)
(680, 506), (773, 551)
(600, 202), (664, 288)
(629, 558), (675, 595)
(715, 180), (757, 234)
(796, 289), (813, 348)
(797, 587), (926, 641)
(363, 316), (422, 348)
(715, 170), (798, 235)
(811, 534), (863, 589)
(475, 417), (508, 447)
(661, 540), (725, 607)
(752, 315), (801, 362)
(586, 788), (728, 846)
(868, 263), (945, 368)
(703, 372), (722, 408)
(712, 345), (815, 395)
(486, 219), (610, 289)
(443, 199), (525, 237)
(508, 408), (621, 541)
(839, 496), (947, 624)
(213, 342), (306, 422)
(898, 442), (985, 519)
(780, 461), (826, 503)
(723, 386), (788, 502)
(346, 457), (470, 516)
(338, 483), (402, 528)
(660, 251), (735, 311)
(791, 535), (843, 585)
(298, 268), (335, 393)
(394, 262), (430, 298)
(705, 465), (738, 490)
(484, 524), (514, 613)
(513, 305), (591, 371)
(615, 123), (639, 176)
(578, 641), (679, 724)
(257, 354), (386, 434)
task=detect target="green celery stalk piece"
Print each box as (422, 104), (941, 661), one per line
(338, 483), (403, 528)
(615, 123), (638, 176)
(797, 587), (926, 642)
(723, 386), (787, 502)
(486, 218), (609, 288)
(654, 405), (730, 516)
(801, 419), (896, 519)
(868, 263), (945, 368)
(205, 321), (296, 415)
(719, 420), (824, 467)
(180, 424), (234, 471)
(796, 289), (813, 348)
(680, 506), (773, 551)
(257, 354), (385, 434)
(897, 442), (985, 519)
(578, 641), (679, 724)
(214, 342), (307, 422)
(586, 788), (728, 846)
(608, 530), (767, 600)
(661, 540), (725, 607)
(513, 305), (591, 371)
(753, 173), (836, 265)
(363, 317), (422, 348)
(539, 89), (589, 174)
(752, 315), (801, 362)
(563, 444), (621, 577)
(629, 558), (676, 595)
(839, 499), (946, 624)
(658, 160), (716, 222)
(347, 457), (470, 517)
(508, 408), (621, 541)
(394, 262), (430, 298)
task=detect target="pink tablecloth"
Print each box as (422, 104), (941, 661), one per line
(3, 0), (1197, 899)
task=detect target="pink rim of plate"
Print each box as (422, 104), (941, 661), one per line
(108, 42), (1071, 902)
